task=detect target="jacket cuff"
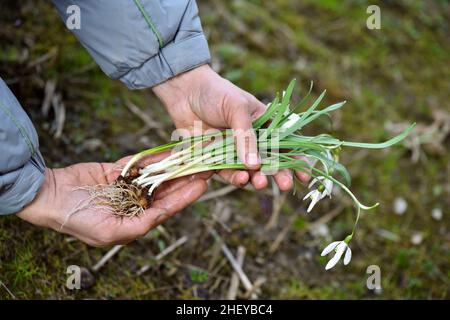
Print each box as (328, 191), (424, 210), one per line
(0, 151), (46, 215)
(119, 33), (211, 89)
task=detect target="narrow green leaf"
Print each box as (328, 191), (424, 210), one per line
(266, 79), (296, 135)
(279, 89), (327, 139)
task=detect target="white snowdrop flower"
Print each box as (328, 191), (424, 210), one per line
(303, 189), (322, 213)
(321, 237), (352, 270)
(410, 232), (423, 245)
(281, 113), (300, 129)
(393, 197), (407, 215)
(303, 176), (333, 212)
(431, 208), (443, 221)
(310, 176), (333, 196)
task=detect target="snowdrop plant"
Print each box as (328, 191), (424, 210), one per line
(87, 80), (414, 269)
(321, 235), (353, 270)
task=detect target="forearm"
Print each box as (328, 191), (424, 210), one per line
(0, 77), (46, 216)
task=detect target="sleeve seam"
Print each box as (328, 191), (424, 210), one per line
(0, 100), (35, 155)
(133, 0), (164, 48)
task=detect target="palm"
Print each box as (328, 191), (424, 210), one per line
(19, 157), (207, 247)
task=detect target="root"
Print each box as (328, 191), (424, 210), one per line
(83, 178), (153, 218)
(65, 165), (154, 220)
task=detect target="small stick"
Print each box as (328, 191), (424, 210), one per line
(92, 245), (123, 272)
(0, 280), (16, 299)
(51, 93), (65, 139)
(227, 246), (246, 300)
(27, 47), (57, 68)
(198, 185), (237, 202)
(306, 204), (345, 232)
(269, 213), (298, 254)
(265, 181), (287, 230)
(156, 225), (174, 242)
(155, 236), (188, 260)
(244, 276), (266, 300)
(269, 205), (344, 254)
(137, 236), (188, 275)
(209, 229), (254, 292)
(125, 100), (168, 140)
(41, 79), (56, 116)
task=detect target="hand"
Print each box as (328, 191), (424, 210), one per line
(17, 155), (209, 247)
(153, 64), (310, 190)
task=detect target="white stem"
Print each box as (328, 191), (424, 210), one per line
(120, 140), (202, 177)
(143, 152), (214, 196)
(139, 153), (191, 175)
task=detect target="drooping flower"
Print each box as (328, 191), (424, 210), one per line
(281, 113), (300, 129)
(321, 236), (353, 270)
(303, 176), (333, 212)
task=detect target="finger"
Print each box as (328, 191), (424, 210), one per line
(155, 171), (212, 200)
(250, 171), (268, 190)
(149, 179), (207, 222)
(97, 176), (208, 245)
(229, 103), (260, 170)
(218, 169), (249, 187)
(294, 156), (312, 182)
(247, 96), (267, 121)
(274, 169), (294, 191)
(125, 179), (207, 238)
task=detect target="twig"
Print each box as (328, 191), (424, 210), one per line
(209, 229), (256, 298)
(243, 276), (266, 300)
(51, 93), (65, 139)
(125, 100), (168, 140)
(92, 245), (123, 272)
(211, 201), (232, 233)
(41, 79), (56, 116)
(155, 236), (188, 260)
(198, 185), (237, 202)
(306, 205), (345, 232)
(27, 47), (57, 68)
(137, 236), (188, 275)
(0, 280), (16, 299)
(269, 205), (344, 254)
(227, 246), (246, 300)
(269, 213), (298, 254)
(265, 181), (287, 230)
(156, 225), (174, 242)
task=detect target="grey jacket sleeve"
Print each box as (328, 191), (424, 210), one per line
(0, 78), (46, 215)
(52, 0), (211, 89)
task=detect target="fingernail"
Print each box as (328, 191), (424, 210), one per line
(246, 153), (259, 166)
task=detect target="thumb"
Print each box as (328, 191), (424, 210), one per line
(228, 98), (265, 170)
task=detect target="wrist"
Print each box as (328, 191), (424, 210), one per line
(16, 168), (56, 229)
(152, 64), (212, 110)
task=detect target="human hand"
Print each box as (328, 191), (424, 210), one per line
(153, 64), (310, 190)
(17, 155), (209, 247)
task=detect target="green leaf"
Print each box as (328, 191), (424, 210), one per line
(253, 94), (280, 129)
(279, 89), (327, 139)
(266, 79), (297, 136)
(298, 100), (346, 129)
